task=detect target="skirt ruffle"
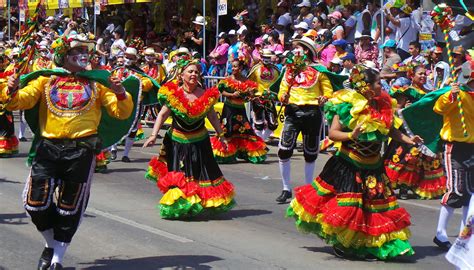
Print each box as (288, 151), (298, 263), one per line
(95, 150), (111, 172)
(0, 136), (19, 157)
(287, 156), (414, 260)
(210, 135), (267, 164)
(385, 143), (446, 199)
(147, 158), (235, 219)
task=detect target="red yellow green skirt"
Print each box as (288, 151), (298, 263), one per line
(0, 136), (19, 157)
(385, 142), (446, 199)
(210, 134), (267, 164)
(287, 155), (414, 260)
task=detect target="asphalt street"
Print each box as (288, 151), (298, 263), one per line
(0, 121), (462, 270)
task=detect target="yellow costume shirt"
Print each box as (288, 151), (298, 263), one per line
(247, 63), (280, 96)
(434, 90), (474, 143)
(278, 66), (333, 105)
(1, 75), (133, 139)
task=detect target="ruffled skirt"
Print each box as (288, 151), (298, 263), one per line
(0, 112), (18, 157)
(287, 156), (414, 260)
(211, 103), (267, 164)
(385, 141), (446, 199)
(146, 132), (235, 219)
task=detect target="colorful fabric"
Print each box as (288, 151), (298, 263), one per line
(157, 81), (220, 125)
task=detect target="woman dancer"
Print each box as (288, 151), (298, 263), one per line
(287, 66), (421, 260)
(385, 64), (446, 199)
(210, 59), (267, 164)
(143, 58), (235, 219)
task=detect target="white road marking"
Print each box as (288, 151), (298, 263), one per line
(398, 200), (461, 215)
(87, 208), (193, 243)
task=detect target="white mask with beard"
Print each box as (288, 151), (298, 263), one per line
(262, 57), (272, 65)
(145, 56), (155, 63)
(65, 53), (89, 70)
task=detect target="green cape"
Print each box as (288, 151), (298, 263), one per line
(20, 68), (141, 165)
(400, 85), (470, 155)
(269, 64), (348, 93)
(110, 66), (161, 106)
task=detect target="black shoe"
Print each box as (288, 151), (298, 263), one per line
(433, 236), (452, 251)
(110, 150), (117, 160)
(399, 187), (409, 200)
(122, 156), (131, 163)
(276, 190), (292, 203)
(333, 246), (347, 258)
(364, 254), (379, 261)
(50, 263), (64, 270)
(19, 137), (27, 142)
(37, 247), (54, 270)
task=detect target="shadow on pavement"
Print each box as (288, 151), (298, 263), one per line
(178, 209), (273, 222)
(80, 255), (222, 270)
(0, 178), (23, 184)
(0, 212), (29, 225)
(103, 168), (146, 173)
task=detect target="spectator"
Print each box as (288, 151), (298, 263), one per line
(328, 57), (343, 74)
(402, 41), (428, 65)
(187, 15), (206, 54)
(328, 11), (344, 40)
(340, 53), (356, 76)
(342, 5), (357, 47)
(311, 15), (325, 32)
(380, 39), (401, 81)
(355, 30), (379, 68)
(265, 31), (284, 54)
(294, 0), (314, 26)
(110, 26), (126, 59)
(294, 22), (309, 39)
(319, 30), (337, 67)
(386, 4), (419, 61)
(332, 39), (348, 60)
(226, 30), (240, 76)
(209, 32), (229, 77)
(354, 0), (374, 40)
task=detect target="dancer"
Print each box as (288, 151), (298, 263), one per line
(110, 47), (157, 162)
(385, 63), (446, 199)
(247, 48), (280, 141)
(143, 57), (235, 219)
(275, 37), (343, 203)
(287, 65), (420, 260)
(1, 34), (135, 269)
(0, 53), (18, 157)
(210, 59), (267, 164)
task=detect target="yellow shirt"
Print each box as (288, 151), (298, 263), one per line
(247, 63), (280, 96)
(1, 75), (133, 139)
(278, 66), (333, 105)
(434, 90), (474, 143)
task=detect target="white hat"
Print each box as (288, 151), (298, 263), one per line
(294, 21), (309, 30)
(192, 16), (207, 26)
(362, 60), (378, 71)
(218, 32), (226, 38)
(330, 58), (343, 65)
(68, 33), (95, 52)
(317, 29), (329, 36)
(176, 47), (191, 56)
(261, 48), (274, 58)
(293, 36), (318, 60)
(228, 29), (237, 36)
(297, 0), (311, 7)
(46, 16), (55, 22)
(125, 47), (138, 57)
(144, 47), (156, 56)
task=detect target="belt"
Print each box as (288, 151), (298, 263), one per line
(42, 135), (101, 151)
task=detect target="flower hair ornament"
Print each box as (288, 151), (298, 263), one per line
(51, 33), (95, 66)
(349, 65), (374, 98)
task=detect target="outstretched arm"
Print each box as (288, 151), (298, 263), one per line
(143, 105), (171, 147)
(388, 127), (423, 145)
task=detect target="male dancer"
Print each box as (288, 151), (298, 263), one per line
(2, 34), (134, 269)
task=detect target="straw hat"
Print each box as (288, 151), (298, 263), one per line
(293, 36), (317, 60)
(192, 16), (207, 26)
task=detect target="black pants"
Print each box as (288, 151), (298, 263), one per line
(441, 142), (474, 208)
(278, 104), (323, 162)
(23, 137), (96, 243)
(251, 99), (278, 131)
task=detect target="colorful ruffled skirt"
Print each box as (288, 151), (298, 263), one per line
(0, 111), (19, 157)
(210, 103), (267, 164)
(287, 155), (414, 260)
(385, 141), (446, 199)
(146, 130), (235, 219)
(95, 150), (111, 172)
